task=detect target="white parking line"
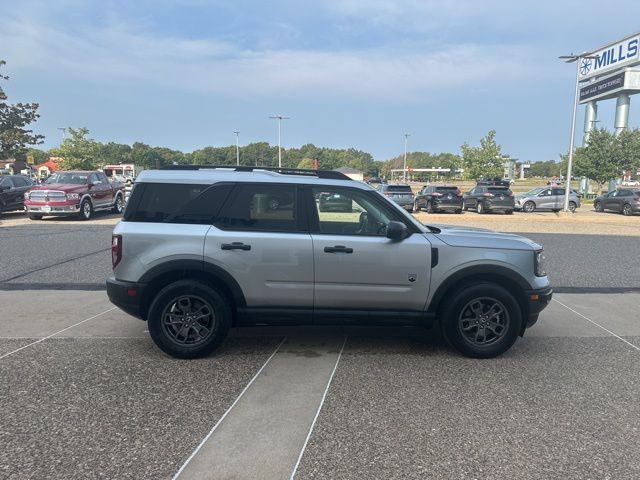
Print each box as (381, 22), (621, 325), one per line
(172, 336), (287, 480)
(0, 307), (117, 360)
(290, 336), (347, 480)
(553, 298), (640, 352)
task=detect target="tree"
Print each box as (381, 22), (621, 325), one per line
(572, 128), (621, 194)
(0, 60), (45, 159)
(617, 128), (640, 175)
(460, 130), (503, 180)
(51, 127), (101, 170)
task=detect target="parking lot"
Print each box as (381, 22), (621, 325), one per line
(2, 210), (640, 479)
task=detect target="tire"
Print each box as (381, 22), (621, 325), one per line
(147, 280), (231, 359)
(426, 201), (434, 214)
(463, 202), (468, 211)
(112, 194), (124, 214)
(407, 208), (413, 213)
(441, 283), (522, 358)
(455, 209), (462, 214)
(476, 201), (485, 214)
(622, 203), (633, 216)
(414, 200), (421, 212)
(79, 199), (93, 220)
(28, 214), (43, 220)
(594, 201), (603, 213)
(568, 201), (577, 213)
(522, 201), (535, 213)
(505, 210), (513, 215)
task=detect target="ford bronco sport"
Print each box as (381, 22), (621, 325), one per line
(107, 166), (552, 359)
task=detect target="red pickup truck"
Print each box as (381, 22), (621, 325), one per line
(24, 171), (126, 220)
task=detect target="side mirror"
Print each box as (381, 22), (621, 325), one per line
(386, 221), (409, 241)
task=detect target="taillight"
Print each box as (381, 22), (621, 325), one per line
(456, 190), (462, 197)
(431, 192), (443, 197)
(483, 193), (494, 197)
(112, 234), (122, 268)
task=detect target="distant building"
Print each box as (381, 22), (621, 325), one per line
(334, 166), (364, 182)
(34, 158), (61, 178)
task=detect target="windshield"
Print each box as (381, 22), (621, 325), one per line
(45, 173), (89, 185)
(386, 185), (412, 193)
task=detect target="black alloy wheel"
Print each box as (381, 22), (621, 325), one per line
(622, 203), (633, 216)
(426, 201), (434, 214)
(594, 201), (604, 212)
(568, 201), (577, 213)
(148, 280), (231, 358)
(442, 283), (522, 358)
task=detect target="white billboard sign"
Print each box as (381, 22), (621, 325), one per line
(578, 33), (640, 81)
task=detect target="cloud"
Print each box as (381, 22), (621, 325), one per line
(0, 12), (544, 104)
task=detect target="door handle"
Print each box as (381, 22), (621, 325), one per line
(324, 245), (353, 254)
(221, 242), (251, 251)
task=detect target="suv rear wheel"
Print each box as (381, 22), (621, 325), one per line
(147, 280), (231, 359)
(441, 283), (522, 358)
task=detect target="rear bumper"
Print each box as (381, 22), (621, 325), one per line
(433, 199), (463, 210)
(106, 277), (147, 320)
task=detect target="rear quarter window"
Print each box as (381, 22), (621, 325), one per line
(124, 183), (233, 224)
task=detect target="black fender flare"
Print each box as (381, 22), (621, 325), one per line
(427, 264), (530, 316)
(139, 259), (246, 308)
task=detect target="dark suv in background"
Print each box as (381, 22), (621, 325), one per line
(414, 185), (463, 213)
(0, 175), (33, 216)
(464, 185), (515, 214)
(594, 188), (640, 215)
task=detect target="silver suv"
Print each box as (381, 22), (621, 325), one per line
(107, 166), (552, 359)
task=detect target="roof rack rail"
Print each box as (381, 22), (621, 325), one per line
(159, 165), (352, 181)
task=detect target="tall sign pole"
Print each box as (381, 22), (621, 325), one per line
(269, 115), (290, 168)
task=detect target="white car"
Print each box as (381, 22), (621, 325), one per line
(621, 180), (640, 187)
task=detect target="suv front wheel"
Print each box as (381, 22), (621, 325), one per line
(147, 280), (231, 358)
(441, 283), (522, 358)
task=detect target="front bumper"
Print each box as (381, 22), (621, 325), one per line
(25, 202), (80, 215)
(106, 277), (147, 320)
(523, 287), (553, 330)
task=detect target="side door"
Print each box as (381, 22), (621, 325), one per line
(204, 183), (314, 312)
(88, 172), (109, 208)
(616, 189), (631, 212)
(603, 191), (618, 211)
(308, 186), (431, 317)
(10, 176), (30, 210)
(465, 187), (478, 209)
(536, 188), (553, 210)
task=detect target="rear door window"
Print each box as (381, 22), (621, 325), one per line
(386, 185), (412, 193)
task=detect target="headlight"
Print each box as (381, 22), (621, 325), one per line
(24, 192), (29, 199)
(534, 250), (546, 277)
(66, 193), (80, 200)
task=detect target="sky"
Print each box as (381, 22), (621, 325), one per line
(1, 0), (639, 163)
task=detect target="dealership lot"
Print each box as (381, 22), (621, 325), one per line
(1, 211), (640, 479)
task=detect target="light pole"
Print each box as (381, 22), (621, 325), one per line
(57, 127), (66, 144)
(403, 133), (410, 182)
(269, 115), (289, 168)
(558, 52), (598, 212)
(233, 131), (240, 166)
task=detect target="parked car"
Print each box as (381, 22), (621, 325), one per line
(0, 175), (34, 216)
(24, 171), (126, 220)
(414, 185), (463, 213)
(318, 192), (353, 212)
(107, 165), (552, 359)
(621, 179), (640, 187)
(463, 185), (515, 214)
(476, 178), (512, 188)
(376, 183), (415, 212)
(515, 187), (581, 213)
(594, 188), (640, 216)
